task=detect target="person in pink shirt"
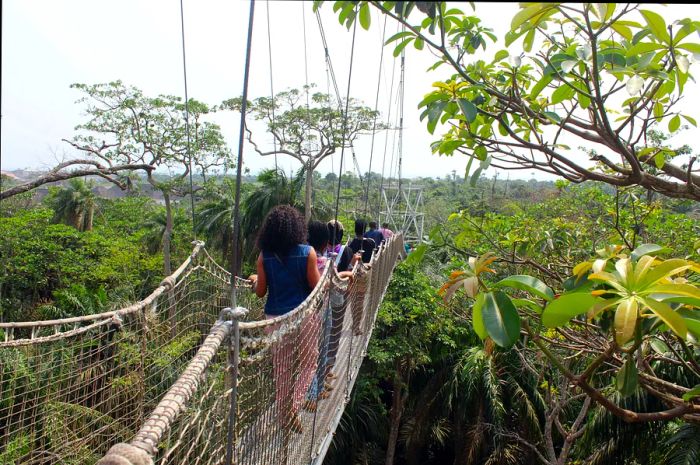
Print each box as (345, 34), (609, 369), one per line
(379, 222), (394, 243)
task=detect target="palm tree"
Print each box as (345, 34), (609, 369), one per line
(51, 179), (97, 231)
(197, 168), (308, 273)
(142, 207), (188, 256)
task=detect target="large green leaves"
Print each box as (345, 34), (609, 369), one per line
(542, 292), (600, 328)
(493, 275), (554, 301)
(481, 291), (521, 348)
(614, 298), (639, 345)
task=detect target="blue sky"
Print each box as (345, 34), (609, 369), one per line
(2, 2), (699, 181)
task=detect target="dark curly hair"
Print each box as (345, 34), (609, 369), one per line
(257, 205), (307, 256)
(307, 220), (330, 252)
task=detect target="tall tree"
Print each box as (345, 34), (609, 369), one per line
(65, 81), (231, 275)
(221, 86), (379, 220)
(196, 169), (306, 272)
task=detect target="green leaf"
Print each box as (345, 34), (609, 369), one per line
(668, 114), (681, 132)
(359, 3), (371, 30)
(683, 384), (700, 402)
(481, 291), (521, 348)
(493, 49), (509, 62)
(647, 284), (700, 300)
(530, 75), (553, 99)
(523, 28), (536, 53)
(654, 152), (665, 169)
(385, 30), (414, 44)
(676, 42), (700, 54)
(626, 42), (666, 57)
(630, 243), (669, 261)
(464, 155), (474, 179)
(414, 37), (425, 50)
(405, 243), (427, 266)
(640, 10), (670, 44)
(551, 84), (575, 104)
(469, 167), (483, 187)
(543, 111), (562, 124)
(493, 275), (555, 301)
(457, 98), (478, 122)
(614, 298), (638, 345)
(472, 293), (488, 339)
(679, 309), (700, 337)
(616, 356), (639, 397)
(542, 292), (600, 328)
(474, 145), (488, 161)
(598, 52), (627, 69)
(682, 114), (698, 127)
(511, 5), (544, 30)
(642, 298), (688, 339)
(512, 298), (543, 314)
(393, 37), (414, 57)
(611, 21), (633, 41)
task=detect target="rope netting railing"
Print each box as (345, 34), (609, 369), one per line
(96, 234), (404, 465)
(0, 242), (258, 464)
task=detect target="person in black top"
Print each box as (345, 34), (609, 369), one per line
(348, 219), (376, 263)
(326, 219), (356, 271)
(364, 221), (385, 246)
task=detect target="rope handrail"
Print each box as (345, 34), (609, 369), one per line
(92, 234), (403, 465)
(1, 231), (402, 465)
(238, 258), (334, 330)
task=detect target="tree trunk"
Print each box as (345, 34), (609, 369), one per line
(163, 191), (176, 336)
(85, 207), (94, 231)
(385, 366), (407, 465)
(162, 192), (174, 276)
(305, 163), (313, 222)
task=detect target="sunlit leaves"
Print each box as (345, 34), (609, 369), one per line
(614, 298), (638, 345)
(640, 9), (670, 44)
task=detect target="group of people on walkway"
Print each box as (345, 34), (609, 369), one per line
(248, 205), (394, 433)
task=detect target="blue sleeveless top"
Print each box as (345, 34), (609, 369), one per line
(262, 244), (312, 316)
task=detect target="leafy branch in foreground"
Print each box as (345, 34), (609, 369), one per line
(318, 2), (700, 200)
(441, 244), (700, 424)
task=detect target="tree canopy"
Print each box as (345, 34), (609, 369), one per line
(318, 2), (700, 201)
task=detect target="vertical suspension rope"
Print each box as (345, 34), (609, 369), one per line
(363, 15), (388, 217)
(228, 0), (255, 307)
(225, 4), (255, 465)
(179, 0), (196, 235)
(397, 48), (406, 206)
(377, 24), (399, 219)
(332, 13), (359, 225)
(266, 0), (278, 171)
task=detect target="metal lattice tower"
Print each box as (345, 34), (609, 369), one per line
(379, 181), (424, 245)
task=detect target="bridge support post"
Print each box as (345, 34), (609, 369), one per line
(224, 306), (248, 465)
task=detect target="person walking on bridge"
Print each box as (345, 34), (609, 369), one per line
(249, 205), (320, 434)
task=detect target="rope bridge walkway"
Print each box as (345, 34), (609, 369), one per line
(1, 235), (404, 465)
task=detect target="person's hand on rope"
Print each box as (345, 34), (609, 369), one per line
(338, 270), (354, 284)
(248, 274), (258, 293)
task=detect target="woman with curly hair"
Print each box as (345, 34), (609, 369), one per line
(249, 205), (321, 434)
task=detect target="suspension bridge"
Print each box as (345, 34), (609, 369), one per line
(0, 235), (404, 464)
(2, 3), (413, 463)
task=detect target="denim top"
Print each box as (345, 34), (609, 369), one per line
(262, 244), (311, 316)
